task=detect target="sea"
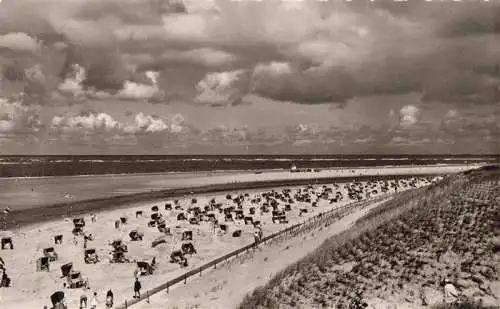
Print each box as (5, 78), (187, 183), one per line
(0, 155), (496, 178)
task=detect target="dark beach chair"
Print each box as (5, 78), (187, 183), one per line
(151, 205), (159, 212)
(54, 235), (63, 245)
(170, 250), (185, 264)
(181, 231), (193, 241)
(1, 237), (13, 250)
(136, 211), (143, 218)
(36, 257), (50, 272)
(158, 223), (170, 234)
(73, 218), (85, 228)
(43, 247), (58, 261)
(235, 211), (244, 220)
(232, 230), (242, 237)
(137, 261), (154, 276)
(219, 224), (228, 233)
(181, 242), (197, 255)
(84, 249), (99, 264)
(72, 227), (84, 236)
(129, 230), (144, 241)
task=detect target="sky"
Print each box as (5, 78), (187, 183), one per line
(0, 0), (499, 155)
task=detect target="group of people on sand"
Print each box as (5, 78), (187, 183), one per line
(77, 289), (114, 309)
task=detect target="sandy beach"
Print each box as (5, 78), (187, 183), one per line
(0, 164), (479, 308)
(1, 164), (480, 212)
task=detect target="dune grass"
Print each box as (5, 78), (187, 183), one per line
(238, 172), (499, 309)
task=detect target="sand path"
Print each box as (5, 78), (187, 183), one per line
(133, 198), (387, 309)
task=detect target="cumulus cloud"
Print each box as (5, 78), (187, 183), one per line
(51, 112), (122, 133)
(0, 32), (39, 52)
(399, 105), (420, 128)
(0, 97), (41, 134)
(194, 69), (250, 106)
(445, 109), (459, 119)
(1, 0), (498, 107)
(58, 64), (86, 97)
(124, 112), (185, 134)
(52, 111), (185, 136)
(137, 48), (238, 70)
(127, 112), (168, 133)
(57, 64), (164, 101)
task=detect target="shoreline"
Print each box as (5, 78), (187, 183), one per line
(0, 162), (482, 180)
(4, 170), (459, 230)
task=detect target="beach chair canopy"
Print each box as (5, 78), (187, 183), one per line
(85, 249), (96, 255)
(44, 247), (55, 253)
(60, 263), (73, 277)
(50, 291), (65, 305)
(151, 205), (159, 212)
(137, 261), (149, 269)
(70, 272), (81, 279)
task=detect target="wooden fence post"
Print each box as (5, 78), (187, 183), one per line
(125, 300), (128, 309)
(184, 274), (187, 284)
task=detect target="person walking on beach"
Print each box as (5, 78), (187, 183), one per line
(105, 289), (113, 308)
(133, 277), (141, 299)
(254, 230), (260, 246)
(79, 294), (88, 309)
(90, 292), (98, 309)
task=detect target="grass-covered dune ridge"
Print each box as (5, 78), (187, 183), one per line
(238, 172), (500, 309)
